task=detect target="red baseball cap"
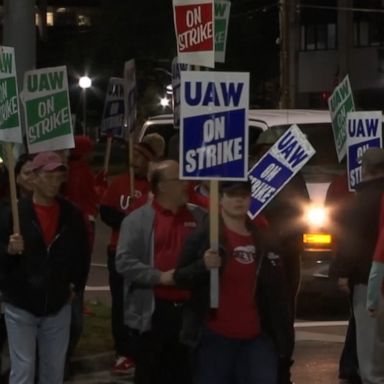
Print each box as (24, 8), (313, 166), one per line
(28, 151), (67, 172)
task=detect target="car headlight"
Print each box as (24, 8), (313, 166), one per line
(306, 205), (327, 228)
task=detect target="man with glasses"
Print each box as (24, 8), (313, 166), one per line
(0, 151), (90, 384)
(116, 160), (205, 384)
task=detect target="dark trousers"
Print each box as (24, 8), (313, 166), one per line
(195, 328), (277, 384)
(339, 295), (360, 381)
(279, 248), (301, 384)
(107, 247), (138, 358)
(134, 299), (192, 384)
(0, 314), (9, 383)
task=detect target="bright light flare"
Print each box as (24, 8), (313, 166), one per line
(306, 206), (327, 227)
(160, 97), (170, 107)
(79, 76), (92, 89)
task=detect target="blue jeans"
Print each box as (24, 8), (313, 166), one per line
(195, 328), (278, 384)
(4, 303), (71, 384)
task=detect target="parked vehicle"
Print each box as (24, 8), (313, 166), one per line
(139, 110), (346, 306)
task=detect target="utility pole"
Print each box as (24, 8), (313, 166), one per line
(3, 0), (36, 136)
(279, 0), (290, 108)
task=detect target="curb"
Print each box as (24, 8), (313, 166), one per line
(71, 351), (114, 374)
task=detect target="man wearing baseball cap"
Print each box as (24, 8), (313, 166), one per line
(0, 151), (90, 384)
(100, 134), (165, 375)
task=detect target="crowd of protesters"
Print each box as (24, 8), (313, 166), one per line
(1, 130), (384, 384)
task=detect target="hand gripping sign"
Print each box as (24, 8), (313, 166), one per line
(248, 125), (315, 219)
(179, 70), (249, 180)
(347, 111), (383, 191)
(173, 0), (215, 68)
(180, 70), (249, 308)
(21, 65), (74, 154)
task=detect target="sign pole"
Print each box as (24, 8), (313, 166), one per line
(103, 135), (112, 174)
(209, 179), (219, 308)
(128, 135), (135, 198)
(5, 143), (20, 233)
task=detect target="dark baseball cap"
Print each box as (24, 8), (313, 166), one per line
(220, 180), (252, 194)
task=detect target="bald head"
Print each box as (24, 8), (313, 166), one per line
(149, 160), (179, 193)
(149, 160), (187, 207)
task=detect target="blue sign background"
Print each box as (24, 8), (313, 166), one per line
(248, 153), (293, 217)
(181, 109), (246, 179)
(101, 99), (124, 136)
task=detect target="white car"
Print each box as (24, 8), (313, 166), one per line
(139, 109), (344, 301)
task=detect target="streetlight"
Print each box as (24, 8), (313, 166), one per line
(78, 75), (92, 135)
(159, 96), (170, 108)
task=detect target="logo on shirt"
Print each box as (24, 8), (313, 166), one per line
(184, 221), (197, 228)
(119, 190), (143, 210)
(233, 245), (255, 264)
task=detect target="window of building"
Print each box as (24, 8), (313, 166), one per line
(353, 0), (384, 47)
(300, 24), (337, 51)
(34, 7), (94, 27)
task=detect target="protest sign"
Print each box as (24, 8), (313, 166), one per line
(214, 0), (230, 63)
(248, 125), (315, 219)
(21, 66), (74, 154)
(328, 75), (355, 162)
(180, 70), (249, 180)
(123, 59), (137, 139)
(0, 46), (22, 143)
(101, 77), (125, 138)
(172, 57), (190, 129)
(173, 0), (215, 68)
(347, 111), (382, 190)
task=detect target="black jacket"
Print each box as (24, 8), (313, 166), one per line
(332, 177), (384, 284)
(0, 197), (90, 316)
(174, 216), (294, 358)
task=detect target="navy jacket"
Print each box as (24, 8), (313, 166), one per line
(0, 197), (90, 316)
(174, 217), (294, 358)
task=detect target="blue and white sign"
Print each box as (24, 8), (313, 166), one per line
(180, 71), (249, 180)
(171, 57), (190, 130)
(248, 125), (315, 219)
(100, 77), (124, 138)
(347, 111), (382, 191)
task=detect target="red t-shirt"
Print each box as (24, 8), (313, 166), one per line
(153, 201), (196, 302)
(101, 175), (150, 248)
(207, 226), (261, 339)
(33, 201), (60, 246)
(63, 159), (99, 218)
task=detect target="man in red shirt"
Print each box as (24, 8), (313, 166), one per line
(100, 136), (164, 375)
(115, 160), (205, 384)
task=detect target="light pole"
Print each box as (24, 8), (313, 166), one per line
(79, 76), (92, 135)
